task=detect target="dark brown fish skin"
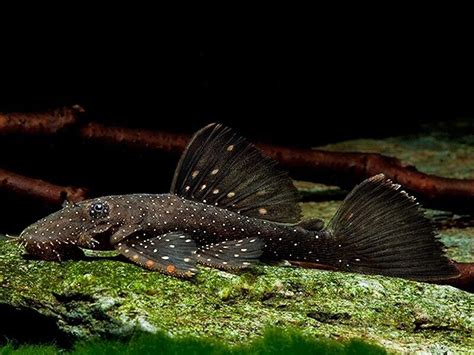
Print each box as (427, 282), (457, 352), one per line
(18, 193), (320, 264)
(17, 123), (461, 283)
(17, 188), (461, 282)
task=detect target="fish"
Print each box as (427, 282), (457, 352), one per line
(17, 123), (460, 281)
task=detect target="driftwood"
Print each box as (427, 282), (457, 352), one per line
(0, 168), (88, 205)
(1, 109), (474, 212)
(445, 262), (474, 292)
(79, 122), (190, 152)
(0, 105), (84, 135)
(80, 122), (474, 212)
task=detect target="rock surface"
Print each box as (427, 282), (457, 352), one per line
(0, 235), (472, 353)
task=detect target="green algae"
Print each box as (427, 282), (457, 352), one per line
(321, 133), (474, 179)
(0, 344), (58, 355)
(438, 227), (474, 263)
(0, 329), (386, 354)
(0, 238), (472, 353)
(300, 201), (340, 224)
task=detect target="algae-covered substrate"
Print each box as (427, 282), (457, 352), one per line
(1, 217), (472, 353)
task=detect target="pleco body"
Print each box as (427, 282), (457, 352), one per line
(18, 124), (459, 281)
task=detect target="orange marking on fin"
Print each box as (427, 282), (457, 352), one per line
(166, 264), (176, 273)
(145, 260), (155, 268)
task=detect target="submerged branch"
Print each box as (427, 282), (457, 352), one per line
(3, 108), (473, 212)
(445, 262), (474, 292)
(79, 122), (188, 153)
(0, 105), (84, 135)
(81, 123), (474, 212)
(2, 107), (474, 211)
(0, 168), (88, 205)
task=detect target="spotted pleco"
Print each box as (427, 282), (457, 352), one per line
(18, 124), (459, 281)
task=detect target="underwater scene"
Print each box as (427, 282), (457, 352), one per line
(1, 114), (473, 354)
(1, 46), (474, 354)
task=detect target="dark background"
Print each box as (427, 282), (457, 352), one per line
(1, 36), (474, 145)
(1, 25), (474, 231)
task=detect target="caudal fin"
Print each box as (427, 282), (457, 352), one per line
(322, 174), (459, 281)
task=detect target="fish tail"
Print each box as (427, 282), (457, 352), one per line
(316, 174), (459, 281)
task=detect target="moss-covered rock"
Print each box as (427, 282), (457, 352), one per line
(0, 232), (472, 353)
(320, 121), (474, 180)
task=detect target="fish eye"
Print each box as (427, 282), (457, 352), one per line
(89, 202), (109, 219)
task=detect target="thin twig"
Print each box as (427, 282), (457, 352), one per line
(0, 168), (88, 205)
(0, 105), (84, 135)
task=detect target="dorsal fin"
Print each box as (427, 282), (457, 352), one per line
(171, 123), (301, 223)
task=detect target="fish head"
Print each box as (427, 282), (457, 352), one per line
(19, 195), (147, 259)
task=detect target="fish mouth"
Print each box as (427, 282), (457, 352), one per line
(17, 221), (85, 261)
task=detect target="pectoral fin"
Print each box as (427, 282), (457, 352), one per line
(115, 231), (198, 278)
